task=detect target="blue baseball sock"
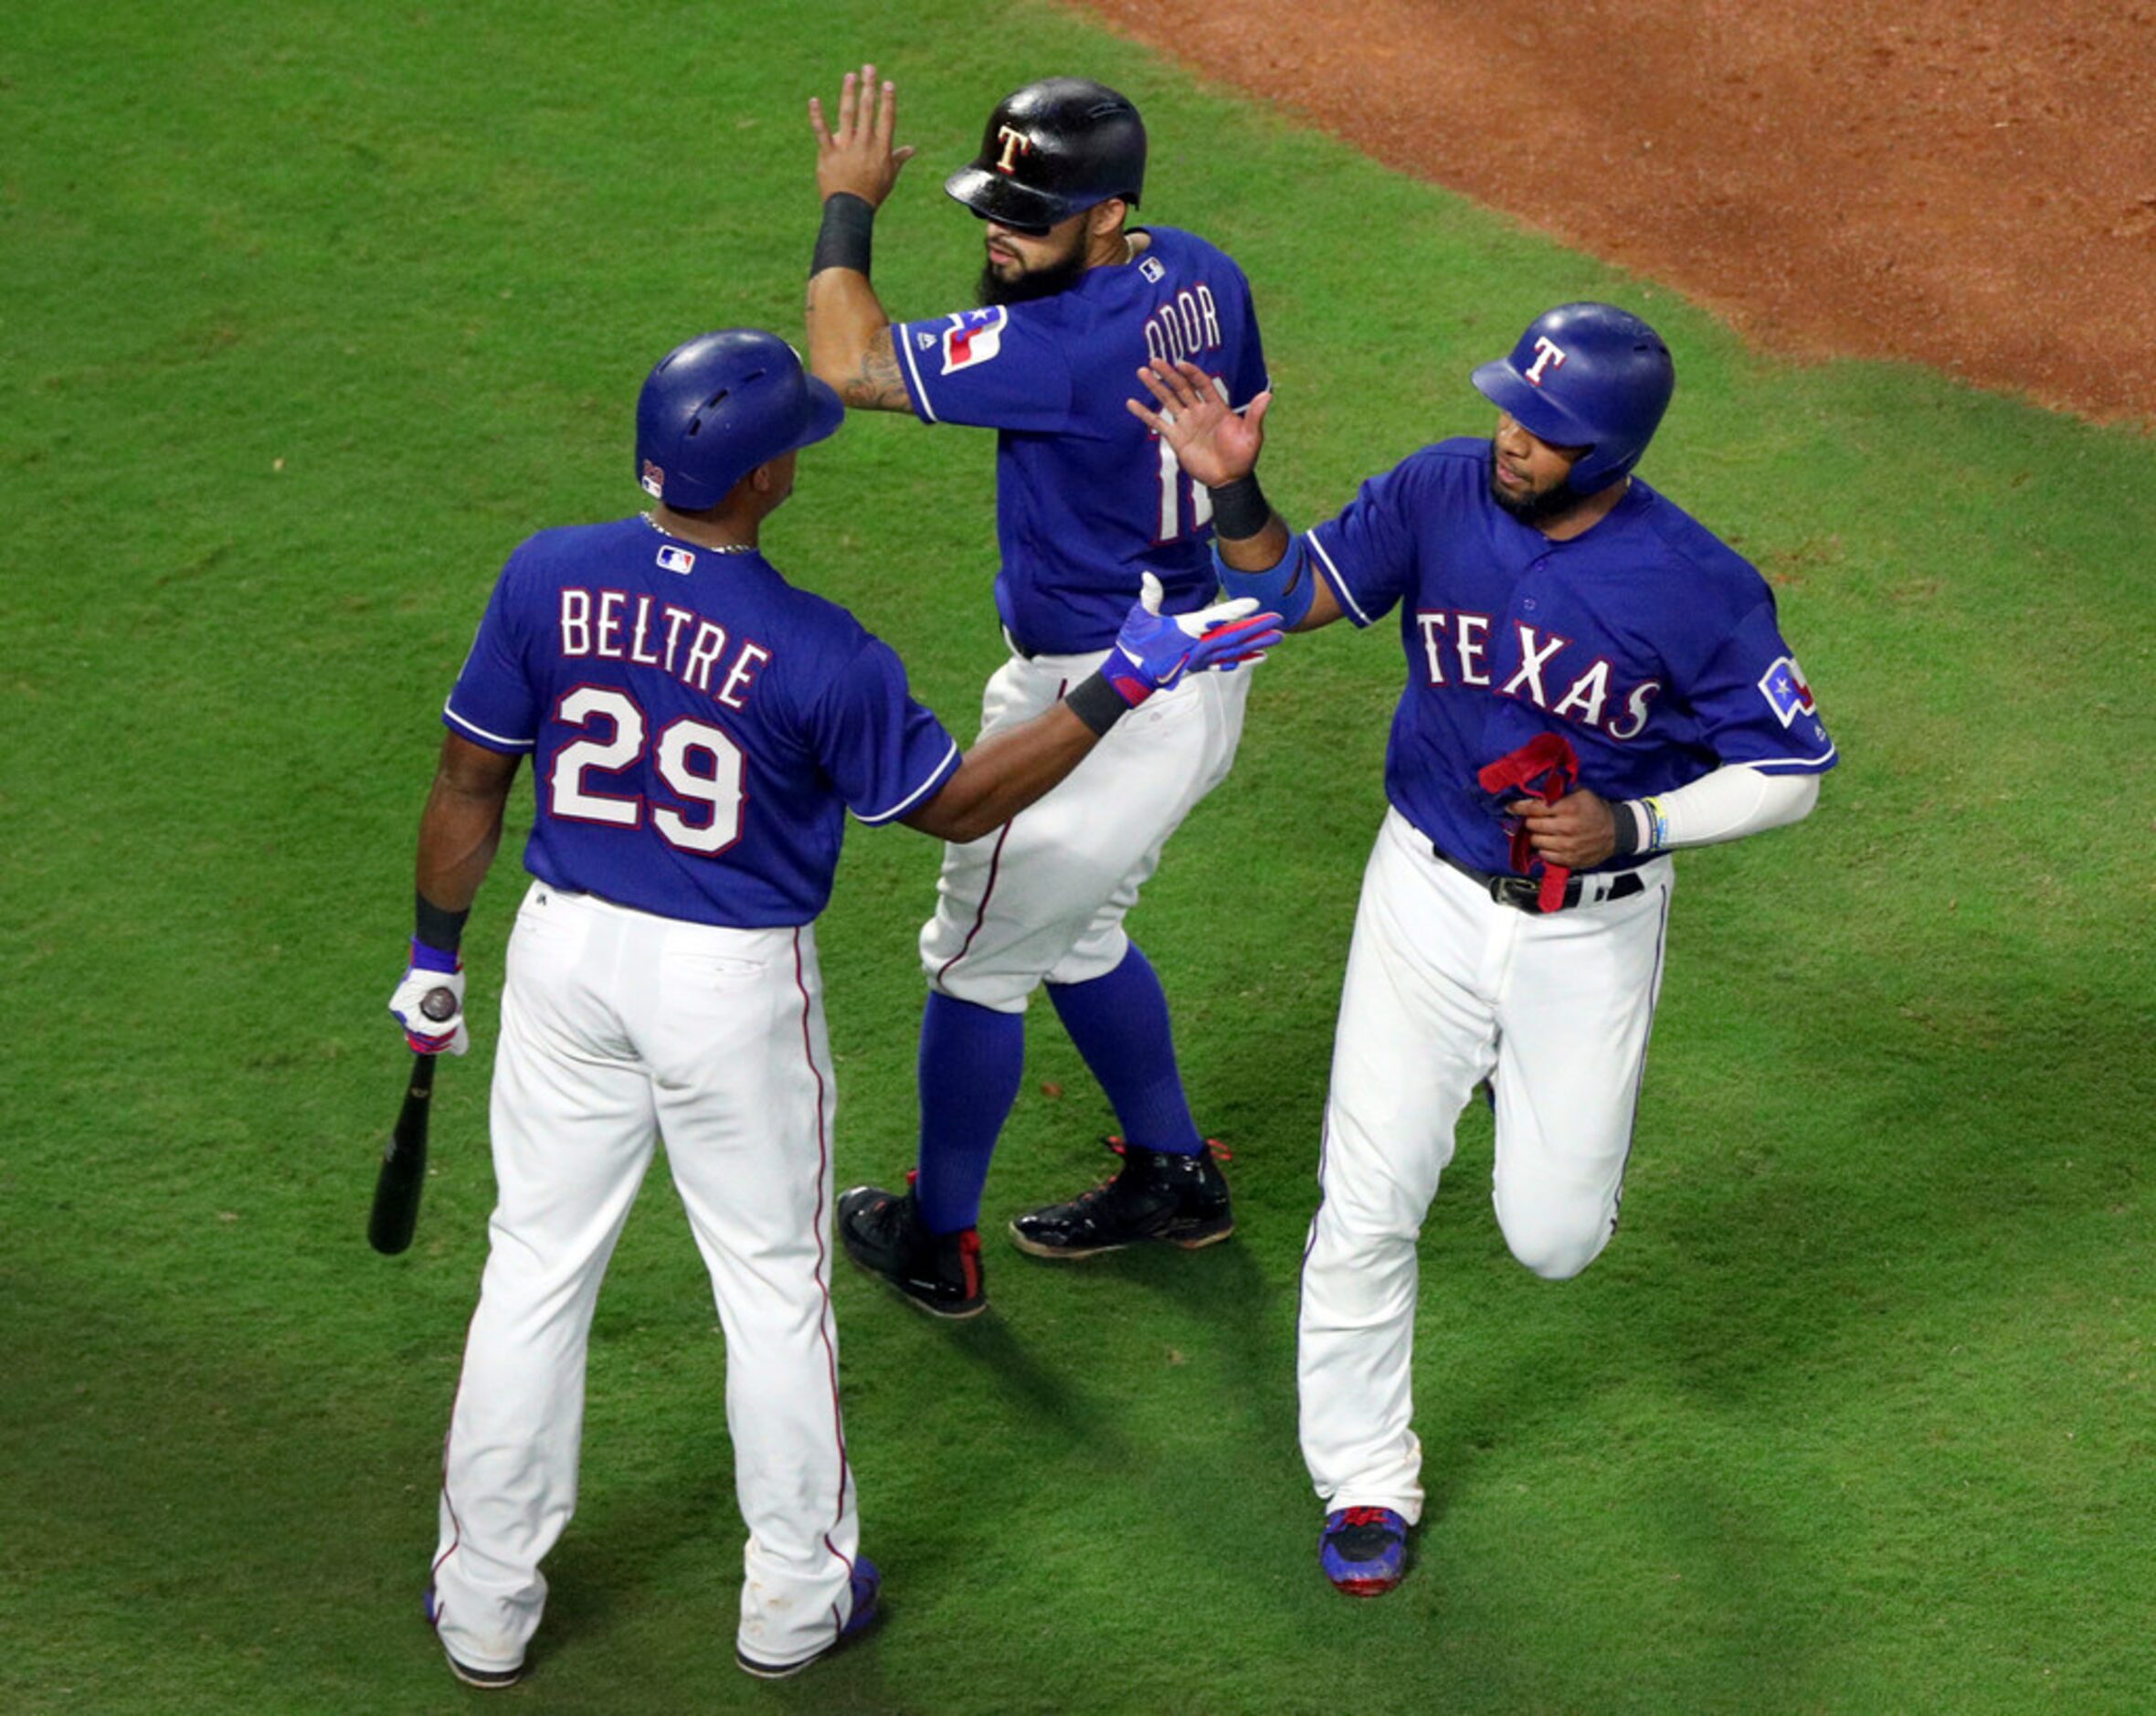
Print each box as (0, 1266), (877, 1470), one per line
(1046, 942), (1204, 1157)
(912, 990), (1025, 1234)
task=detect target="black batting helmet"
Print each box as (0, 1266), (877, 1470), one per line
(945, 78), (1146, 230)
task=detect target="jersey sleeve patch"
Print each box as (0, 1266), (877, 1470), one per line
(893, 305), (1073, 432)
(940, 307), (1008, 375)
(1689, 604), (1836, 771)
(1757, 654), (1818, 727)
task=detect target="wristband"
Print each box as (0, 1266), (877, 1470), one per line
(1063, 670), (1130, 736)
(415, 890), (470, 955)
(1214, 535), (1316, 630)
(1206, 472), (1272, 540)
(1611, 797), (1667, 856)
(811, 193), (875, 277)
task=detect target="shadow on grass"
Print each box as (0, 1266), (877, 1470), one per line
(935, 1300), (1140, 1460)
(5, 916), (2143, 1715)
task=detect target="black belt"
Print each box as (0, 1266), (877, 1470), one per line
(1431, 842), (1646, 914)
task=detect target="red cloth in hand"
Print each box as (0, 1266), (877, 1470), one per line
(1474, 733), (1580, 912)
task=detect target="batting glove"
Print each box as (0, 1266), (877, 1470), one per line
(1104, 572), (1284, 707)
(388, 937), (469, 1056)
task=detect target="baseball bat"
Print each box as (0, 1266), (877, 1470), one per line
(368, 987), (457, 1255)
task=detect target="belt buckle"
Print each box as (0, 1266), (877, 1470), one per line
(1489, 874), (1538, 912)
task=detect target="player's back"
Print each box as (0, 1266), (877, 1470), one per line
(445, 515), (956, 928)
(893, 226), (1269, 653)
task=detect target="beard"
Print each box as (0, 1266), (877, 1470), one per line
(1488, 439), (1582, 525)
(977, 241), (1091, 307)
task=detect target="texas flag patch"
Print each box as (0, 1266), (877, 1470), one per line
(941, 306), (1009, 375)
(656, 545), (696, 575)
(1758, 654), (1817, 726)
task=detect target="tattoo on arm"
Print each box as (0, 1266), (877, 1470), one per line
(842, 338), (911, 411)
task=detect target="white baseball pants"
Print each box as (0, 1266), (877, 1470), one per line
(429, 883), (861, 1676)
(1298, 808), (1674, 1521)
(919, 645), (1251, 1011)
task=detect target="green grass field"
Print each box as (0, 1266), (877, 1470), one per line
(5, 3), (2153, 1711)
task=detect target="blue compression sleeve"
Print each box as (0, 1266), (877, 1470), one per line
(1046, 943), (1203, 1157)
(913, 991), (1025, 1234)
(1213, 535), (1316, 629)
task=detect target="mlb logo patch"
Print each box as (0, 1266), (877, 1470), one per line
(1139, 255), (1165, 283)
(942, 306), (1008, 375)
(1758, 655), (1817, 726)
(656, 545), (696, 575)
(640, 459), (665, 500)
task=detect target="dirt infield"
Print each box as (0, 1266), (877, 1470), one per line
(1073, 0), (2155, 423)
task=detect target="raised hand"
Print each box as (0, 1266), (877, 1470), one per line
(809, 64), (915, 207)
(1126, 358), (1272, 489)
(1103, 572), (1284, 707)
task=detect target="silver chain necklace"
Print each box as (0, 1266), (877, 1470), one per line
(641, 512), (756, 554)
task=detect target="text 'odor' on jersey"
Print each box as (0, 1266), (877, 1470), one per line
(892, 226), (1269, 656)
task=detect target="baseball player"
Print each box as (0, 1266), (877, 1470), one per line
(802, 68), (1272, 1316)
(387, 328), (1275, 1688)
(1128, 303), (1837, 1595)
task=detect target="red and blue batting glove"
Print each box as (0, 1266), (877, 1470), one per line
(1104, 572), (1284, 707)
(388, 937), (470, 1056)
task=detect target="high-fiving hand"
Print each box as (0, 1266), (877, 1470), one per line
(1104, 572), (1284, 707)
(1126, 358), (1273, 490)
(809, 64), (915, 208)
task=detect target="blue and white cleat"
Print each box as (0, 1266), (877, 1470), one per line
(1319, 1507), (1409, 1597)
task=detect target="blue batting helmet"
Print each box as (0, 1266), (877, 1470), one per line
(1471, 303), (1675, 494)
(634, 329), (843, 511)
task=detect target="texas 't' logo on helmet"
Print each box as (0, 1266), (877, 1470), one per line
(1524, 336), (1569, 386)
(994, 124), (1035, 175)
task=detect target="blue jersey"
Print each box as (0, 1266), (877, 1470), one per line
(1306, 439), (1837, 874)
(443, 515), (960, 927)
(892, 225), (1269, 655)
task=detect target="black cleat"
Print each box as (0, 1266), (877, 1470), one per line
(446, 1657), (525, 1691)
(1009, 1141), (1233, 1258)
(838, 1183), (987, 1319)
